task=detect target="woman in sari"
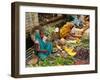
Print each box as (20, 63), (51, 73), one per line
(32, 28), (53, 60)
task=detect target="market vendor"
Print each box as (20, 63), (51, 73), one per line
(31, 27), (53, 60)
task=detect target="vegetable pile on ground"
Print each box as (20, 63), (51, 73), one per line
(26, 25), (89, 67)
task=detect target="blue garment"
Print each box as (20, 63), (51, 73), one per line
(35, 32), (53, 60)
(72, 16), (83, 28)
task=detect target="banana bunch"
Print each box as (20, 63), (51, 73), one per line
(56, 44), (76, 57)
(63, 46), (76, 57)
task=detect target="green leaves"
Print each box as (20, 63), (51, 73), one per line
(44, 26), (55, 36)
(37, 56), (74, 67)
(63, 56), (74, 65)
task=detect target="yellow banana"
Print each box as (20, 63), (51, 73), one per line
(63, 46), (76, 56)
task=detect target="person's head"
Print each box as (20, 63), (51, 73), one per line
(30, 26), (41, 40)
(30, 25), (42, 35)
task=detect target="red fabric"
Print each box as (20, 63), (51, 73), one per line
(40, 32), (44, 39)
(38, 50), (48, 53)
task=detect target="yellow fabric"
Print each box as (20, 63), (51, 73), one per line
(60, 22), (74, 38)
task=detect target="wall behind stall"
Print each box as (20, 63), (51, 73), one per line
(0, 0), (100, 80)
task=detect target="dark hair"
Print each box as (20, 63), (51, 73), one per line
(84, 15), (89, 21)
(30, 25), (42, 35)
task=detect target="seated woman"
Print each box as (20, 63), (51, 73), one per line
(31, 27), (53, 60)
